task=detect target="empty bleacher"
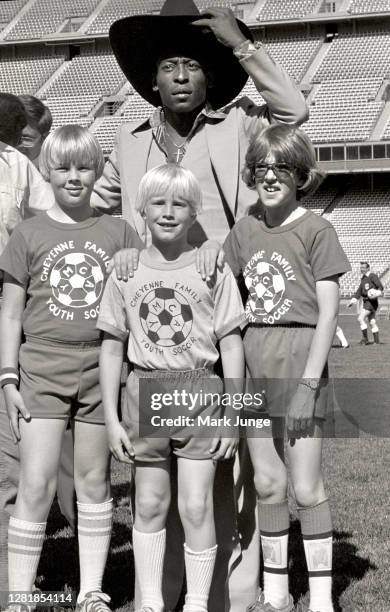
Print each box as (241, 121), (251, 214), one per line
(256, 0), (319, 22)
(86, 0), (253, 35)
(258, 34), (322, 83)
(43, 53), (126, 97)
(0, 54), (65, 95)
(303, 78), (384, 142)
(325, 180), (390, 294)
(6, 0), (99, 40)
(303, 183), (339, 216)
(349, 0), (390, 14)
(0, 0), (27, 32)
(382, 116), (390, 139)
(86, 0), (163, 34)
(44, 95), (98, 128)
(328, 187), (390, 236)
(119, 93), (155, 121)
(91, 117), (123, 154)
(314, 30), (390, 81)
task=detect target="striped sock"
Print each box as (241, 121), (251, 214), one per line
(8, 517), (46, 592)
(132, 527), (165, 612)
(258, 500), (290, 609)
(299, 500), (334, 612)
(77, 499), (113, 602)
(183, 543), (217, 612)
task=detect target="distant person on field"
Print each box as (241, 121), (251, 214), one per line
(335, 325), (349, 349)
(0, 92), (52, 256)
(17, 95), (52, 168)
(348, 262), (383, 345)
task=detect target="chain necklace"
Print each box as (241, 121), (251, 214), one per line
(163, 123), (190, 164)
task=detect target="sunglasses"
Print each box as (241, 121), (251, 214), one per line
(253, 163), (295, 182)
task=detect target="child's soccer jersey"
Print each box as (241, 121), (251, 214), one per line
(0, 212), (143, 342)
(97, 249), (245, 370)
(224, 210), (350, 326)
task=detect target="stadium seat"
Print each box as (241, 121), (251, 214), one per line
(5, 0), (99, 40)
(256, 0), (319, 22)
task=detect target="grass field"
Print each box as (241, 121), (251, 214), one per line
(35, 314), (390, 612)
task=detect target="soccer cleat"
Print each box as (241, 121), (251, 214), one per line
(75, 591), (111, 612)
(247, 590), (294, 612)
(359, 338), (369, 345)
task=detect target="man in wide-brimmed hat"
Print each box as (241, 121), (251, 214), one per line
(92, 2), (307, 611)
(92, 0), (307, 251)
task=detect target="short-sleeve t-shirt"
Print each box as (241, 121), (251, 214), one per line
(223, 210), (351, 326)
(97, 249), (245, 370)
(0, 213), (143, 342)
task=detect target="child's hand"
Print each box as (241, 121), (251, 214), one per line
(196, 240), (224, 281)
(347, 298), (357, 308)
(3, 385), (30, 443)
(107, 421), (135, 464)
(209, 430), (239, 461)
(286, 384), (316, 433)
(107, 248), (141, 281)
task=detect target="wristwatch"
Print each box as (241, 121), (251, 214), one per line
(298, 378), (320, 391)
(233, 39), (263, 60)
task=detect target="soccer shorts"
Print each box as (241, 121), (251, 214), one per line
(123, 367), (223, 462)
(243, 325), (328, 420)
(19, 337), (104, 423)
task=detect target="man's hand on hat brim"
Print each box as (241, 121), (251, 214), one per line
(192, 8), (247, 49)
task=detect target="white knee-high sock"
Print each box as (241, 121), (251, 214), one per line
(132, 527), (165, 612)
(77, 499), (113, 602)
(258, 500), (290, 609)
(335, 327), (348, 347)
(8, 517), (46, 592)
(299, 500), (334, 612)
(183, 543), (217, 612)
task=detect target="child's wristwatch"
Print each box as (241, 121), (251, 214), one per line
(298, 378), (320, 391)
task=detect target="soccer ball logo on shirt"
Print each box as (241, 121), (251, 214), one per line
(50, 253), (104, 308)
(245, 261), (285, 316)
(139, 287), (193, 347)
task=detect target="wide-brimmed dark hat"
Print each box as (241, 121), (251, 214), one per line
(109, 0), (253, 109)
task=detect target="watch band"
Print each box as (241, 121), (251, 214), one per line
(233, 39), (263, 61)
(298, 378), (320, 391)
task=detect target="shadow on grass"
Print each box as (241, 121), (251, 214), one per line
(111, 481), (131, 504)
(287, 519), (377, 611)
(37, 495), (134, 608)
(36, 499), (376, 611)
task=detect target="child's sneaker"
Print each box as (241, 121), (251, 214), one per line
(75, 591), (111, 612)
(247, 590), (294, 612)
